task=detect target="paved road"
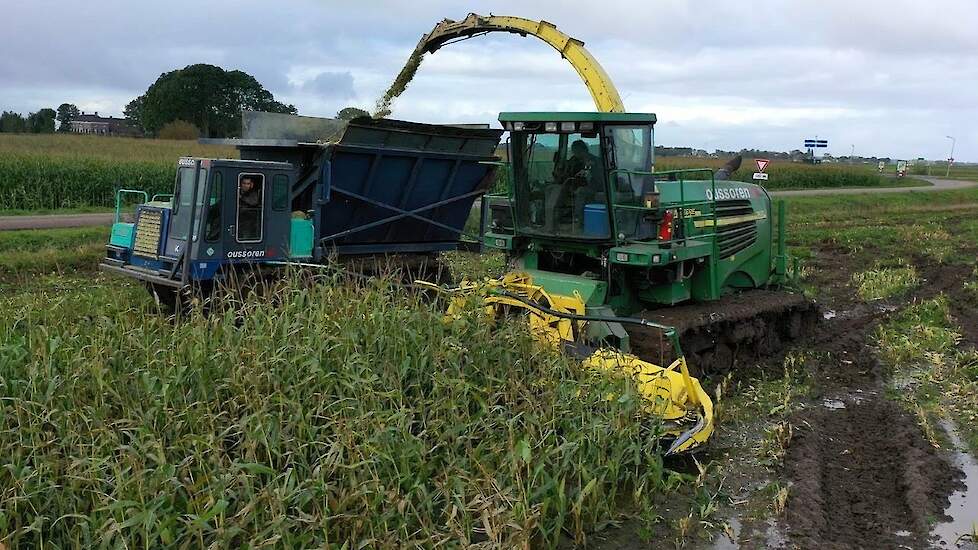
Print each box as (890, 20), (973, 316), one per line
(1, 177), (976, 231)
(770, 176), (978, 197)
(0, 212), (115, 231)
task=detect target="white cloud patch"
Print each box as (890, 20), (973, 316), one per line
(2, 0), (975, 160)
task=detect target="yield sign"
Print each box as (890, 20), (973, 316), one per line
(755, 158), (770, 172)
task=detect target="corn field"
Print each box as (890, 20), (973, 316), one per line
(656, 157), (887, 189)
(0, 134), (234, 211)
(0, 273), (673, 548)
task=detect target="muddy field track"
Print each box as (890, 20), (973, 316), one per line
(782, 252), (975, 550)
(784, 318), (963, 550)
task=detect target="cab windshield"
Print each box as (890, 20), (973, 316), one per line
(171, 166), (207, 242)
(511, 131), (609, 239)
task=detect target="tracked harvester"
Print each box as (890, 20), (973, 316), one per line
(479, 112), (816, 370)
(407, 14), (817, 452)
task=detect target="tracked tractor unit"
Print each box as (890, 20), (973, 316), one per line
(99, 114), (503, 308)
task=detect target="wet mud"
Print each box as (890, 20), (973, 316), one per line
(780, 257), (970, 550)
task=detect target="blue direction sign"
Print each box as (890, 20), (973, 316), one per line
(805, 139), (828, 148)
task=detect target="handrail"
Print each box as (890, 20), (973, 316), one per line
(114, 189), (148, 224)
(605, 168), (721, 249)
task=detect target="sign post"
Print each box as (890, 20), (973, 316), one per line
(804, 138), (828, 164)
(752, 158), (770, 181)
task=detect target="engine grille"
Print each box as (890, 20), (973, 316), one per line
(132, 210), (163, 258)
(715, 200), (759, 258)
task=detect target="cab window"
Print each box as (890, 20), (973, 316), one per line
(512, 132), (604, 238)
(236, 173), (264, 242)
(171, 166), (197, 240)
(205, 171), (223, 242)
(272, 174), (289, 211)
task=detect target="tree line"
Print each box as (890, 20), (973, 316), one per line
(7, 62), (377, 140)
(0, 104), (82, 134)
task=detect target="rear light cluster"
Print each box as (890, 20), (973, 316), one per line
(658, 210), (675, 241)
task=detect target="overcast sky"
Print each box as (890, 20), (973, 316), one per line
(4, 0), (976, 160)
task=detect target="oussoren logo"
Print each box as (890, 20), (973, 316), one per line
(706, 187), (752, 201)
(227, 250), (264, 259)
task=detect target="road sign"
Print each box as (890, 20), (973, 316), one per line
(752, 172), (769, 181)
(804, 139), (828, 148)
(755, 158), (770, 172)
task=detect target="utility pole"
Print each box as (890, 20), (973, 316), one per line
(945, 136), (956, 177)
(850, 144), (855, 163)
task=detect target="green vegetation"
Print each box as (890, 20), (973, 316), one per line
(911, 162), (978, 182)
(0, 133), (234, 162)
(0, 226), (107, 280)
(852, 265), (920, 301)
(0, 134), (234, 210)
(657, 158), (890, 190)
(875, 297), (978, 453)
(125, 63), (296, 137)
(781, 186), (978, 262)
(0, 274), (686, 548)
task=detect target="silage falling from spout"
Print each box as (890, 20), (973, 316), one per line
(373, 48), (425, 118)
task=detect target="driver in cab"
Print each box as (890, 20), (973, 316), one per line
(544, 140), (603, 231)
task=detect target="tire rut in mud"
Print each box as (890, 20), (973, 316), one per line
(783, 319), (964, 549)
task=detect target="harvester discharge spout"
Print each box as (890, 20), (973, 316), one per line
(375, 13), (626, 117)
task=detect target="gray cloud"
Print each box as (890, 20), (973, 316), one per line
(1, 0), (975, 160)
(301, 71), (356, 99)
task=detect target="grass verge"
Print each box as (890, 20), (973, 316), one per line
(0, 226), (107, 281)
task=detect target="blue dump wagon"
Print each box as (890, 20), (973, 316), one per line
(99, 113), (503, 305)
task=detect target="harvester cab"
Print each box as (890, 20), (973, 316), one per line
(481, 112), (807, 359)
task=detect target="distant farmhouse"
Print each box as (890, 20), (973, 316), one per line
(68, 112), (141, 137)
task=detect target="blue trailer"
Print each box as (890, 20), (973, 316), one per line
(99, 114), (503, 306)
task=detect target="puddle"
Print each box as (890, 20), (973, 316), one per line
(823, 309), (837, 320)
(709, 517), (740, 549)
(707, 517), (788, 550)
(895, 529), (912, 537)
(822, 398), (846, 410)
(932, 420), (978, 549)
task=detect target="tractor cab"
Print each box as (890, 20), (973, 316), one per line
(490, 112), (657, 244)
(101, 156), (313, 298)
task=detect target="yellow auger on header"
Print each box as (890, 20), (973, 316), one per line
(421, 272), (714, 455)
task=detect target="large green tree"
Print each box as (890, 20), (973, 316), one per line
(56, 103), (80, 132)
(125, 64), (297, 138)
(27, 108), (56, 133)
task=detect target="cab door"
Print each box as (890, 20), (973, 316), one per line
(164, 160), (207, 258)
(222, 171), (291, 262)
